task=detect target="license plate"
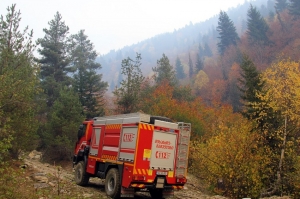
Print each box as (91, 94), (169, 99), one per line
(156, 171), (168, 175)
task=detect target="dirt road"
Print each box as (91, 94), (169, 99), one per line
(23, 151), (290, 199)
(24, 150), (227, 199)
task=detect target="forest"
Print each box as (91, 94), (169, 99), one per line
(1, 0), (300, 198)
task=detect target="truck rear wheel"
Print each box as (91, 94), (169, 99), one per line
(149, 189), (163, 199)
(74, 161), (90, 186)
(105, 168), (121, 199)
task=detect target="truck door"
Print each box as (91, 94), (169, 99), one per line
(119, 126), (138, 162)
(90, 127), (102, 156)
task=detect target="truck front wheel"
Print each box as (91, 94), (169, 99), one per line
(105, 168), (121, 199)
(74, 161), (90, 186)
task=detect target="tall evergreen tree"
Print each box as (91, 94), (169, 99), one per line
(188, 53), (194, 78)
(217, 11), (239, 55)
(203, 43), (213, 57)
(198, 43), (204, 58)
(117, 71), (123, 88)
(37, 12), (72, 107)
(113, 53), (144, 114)
(275, 0), (288, 12)
(247, 4), (269, 45)
(153, 53), (177, 86)
(238, 54), (265, 120)
(175, 57), (185, 79)
(288, 0), (300, 18)
(110, 80), (115, 92)
(69, 30), (108, 119)
(195, 54), (204, 73)
(0, 4), (40, 158)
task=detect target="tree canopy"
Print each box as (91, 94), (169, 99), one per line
(0, 4), (40, 158)
(70, 30), (108, 118)
(247, 4), (269, 45)
(153, 53), (177, 86)
(37, 12), (72, 107)
(217, 11), (239, 55)
(113, 53), (144, 114)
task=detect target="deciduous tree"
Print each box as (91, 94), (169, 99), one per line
(256, 58), (300, 196)
(190, 114), (268, 198)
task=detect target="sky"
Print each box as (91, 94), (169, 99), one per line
(1, 0), (246, 55)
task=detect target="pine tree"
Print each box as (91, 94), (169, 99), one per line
(238, 54), (265, 120)
(275, 0), (288, 12)
(198, 43), (204, 58)
(203, 43), (213, 57)
(289, 0), (300, 18)
(0, 4), (40, 158)
(110, 80), (115, 92)
(69, 30), (108, 119)
(175, 57), (185, 79)
(247, 4), (269, 45)
(44, 87), (84, 160)
(153, 53), (177, 86)
(188, 53), (194, 78)
(37, 12), (72, 107)
(217, 11), (239, 55)
(195, 54), (204, 73)
(113, 53), (144, 114)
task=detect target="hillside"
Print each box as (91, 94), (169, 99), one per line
(98, 0), (274, 92)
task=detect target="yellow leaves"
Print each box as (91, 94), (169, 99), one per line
(261, 58), (300, 118)
(194, 70), (209, 90)
(190, 114), (268, 198)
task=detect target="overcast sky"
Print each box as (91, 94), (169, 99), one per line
(1, 0), (246, 55)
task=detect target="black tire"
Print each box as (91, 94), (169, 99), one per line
(149, 189), (163, 199)
(74, 161), (90, 186)
(105, 168), (121, 199)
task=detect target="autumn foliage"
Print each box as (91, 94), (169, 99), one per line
(134, 55), (300, 198)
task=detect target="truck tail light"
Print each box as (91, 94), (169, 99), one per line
(176, 177), (187, 183)
(133, 175), (146, 181)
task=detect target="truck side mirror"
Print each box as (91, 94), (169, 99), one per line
(78, 124), (84, 140)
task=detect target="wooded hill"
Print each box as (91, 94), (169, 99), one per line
(99, 0), (274, 92)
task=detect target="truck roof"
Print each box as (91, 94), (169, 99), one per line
(93, 112), (173, 125)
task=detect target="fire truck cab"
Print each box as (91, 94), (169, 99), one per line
(73, 112), (191, 198)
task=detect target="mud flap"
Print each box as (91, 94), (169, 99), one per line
(163, 188), (174, 198)
(121, 187), (134, 198)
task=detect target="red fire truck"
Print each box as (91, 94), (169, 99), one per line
(73, 112), (191, 198)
